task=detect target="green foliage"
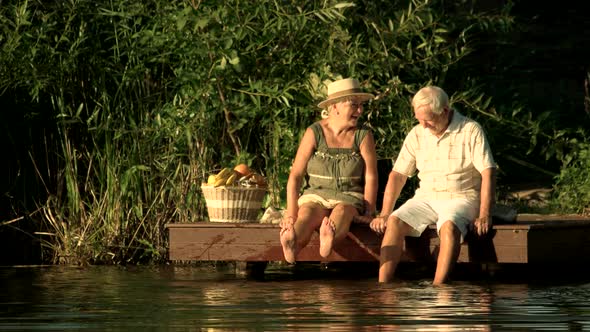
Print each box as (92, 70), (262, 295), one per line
(1, 0), (587, 264)
(550, 138), (590, 215)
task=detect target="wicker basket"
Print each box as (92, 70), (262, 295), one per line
(201, 185), (267, 223)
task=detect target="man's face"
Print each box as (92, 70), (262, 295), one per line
(414, 104), (449, 136)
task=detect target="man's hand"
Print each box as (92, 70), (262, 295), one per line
(279, 215), (295, 229)
(370, 216), (388, 234)
(472, 216), (492, 236)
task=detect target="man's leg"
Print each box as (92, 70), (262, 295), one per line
(433, 220), (462, 285)
(379, 216), (413, 283)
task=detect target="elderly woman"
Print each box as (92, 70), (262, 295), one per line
(280, 78), (378, 263)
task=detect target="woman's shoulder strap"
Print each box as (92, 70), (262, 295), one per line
(309, 122), (325, 148)
(353, 125), (370, 151)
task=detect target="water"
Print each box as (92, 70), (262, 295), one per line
(1, 264), (590, 331)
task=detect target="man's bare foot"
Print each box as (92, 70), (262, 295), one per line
(319, 217), (335, 258)
(280, 222), (297, 263)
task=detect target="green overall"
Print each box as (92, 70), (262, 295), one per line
(300, 122), (368, 213)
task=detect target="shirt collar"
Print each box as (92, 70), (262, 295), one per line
(445, 110), (463, 134)
(418, 110), (464, 139)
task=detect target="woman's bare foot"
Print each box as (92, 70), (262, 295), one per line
(319, 217), (335, 258)
(280, 222), (297, 263)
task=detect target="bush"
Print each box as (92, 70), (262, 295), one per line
(550, 139), (590, 215)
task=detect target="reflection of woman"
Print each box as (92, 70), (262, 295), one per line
(280, 78), (378, 263)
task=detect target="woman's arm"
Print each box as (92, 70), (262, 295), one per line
(360, 130), (378, 216)
(285, 128), (316, 221)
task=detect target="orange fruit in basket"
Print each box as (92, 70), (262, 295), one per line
(233, 163), (252, 177)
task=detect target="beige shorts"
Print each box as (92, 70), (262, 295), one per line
(391, 198), (479, 242)
(298, 193), (363, 210)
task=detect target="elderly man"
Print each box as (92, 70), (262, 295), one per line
(371, 86), (496, 284)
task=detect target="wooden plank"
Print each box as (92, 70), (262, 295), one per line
(468, 228), (529, 263)
(167, 221), (545, 264)
(527, 224), (590, 264)
(515, 214), (590, 223)
(169, 225), (280, 261)
(168, 225), (378, 262)
(513, 217), (590, 264)
(398, 227), (529, 263)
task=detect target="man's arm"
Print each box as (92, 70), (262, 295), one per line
(380, 170), (408, 216)
(473, 167), (496, 236)
(369, 170), (407, 233)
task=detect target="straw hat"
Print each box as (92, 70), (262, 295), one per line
(317, 78), (375, 109)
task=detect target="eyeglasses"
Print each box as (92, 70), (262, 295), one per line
(347, 101), (363, 109)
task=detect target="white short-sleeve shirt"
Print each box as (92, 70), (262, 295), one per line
(393, 111), (496, 201)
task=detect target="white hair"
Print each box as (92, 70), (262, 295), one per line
(412, 86), (449, 115)
(320, 96), (357, 119)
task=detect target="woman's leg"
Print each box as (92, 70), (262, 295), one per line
(280, 202), (328, 263)
(319, 204), (358, 258)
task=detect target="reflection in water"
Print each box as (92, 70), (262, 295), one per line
(0, 265), (589, 331)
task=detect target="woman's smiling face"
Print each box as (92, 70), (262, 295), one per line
(333, 98), (364, 124)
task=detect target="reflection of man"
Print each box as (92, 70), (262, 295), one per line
(371, 86), (496, 284)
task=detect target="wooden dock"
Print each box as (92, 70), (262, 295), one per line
(166, 214), (590, 269)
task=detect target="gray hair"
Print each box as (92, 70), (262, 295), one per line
(320, 96), (358, 119)
(412, 86), (449, 115)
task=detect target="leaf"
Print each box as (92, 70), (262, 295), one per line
(434, 36), (446, 44)
(194, 18), (209, 31)
(229, 56), (240, 65)
(334, 3), (355, 9)
(224, 38), (233, 49)
(280, 95), (290, 107)
(217, 56), (227, 70)
(177, 16), (187, 30)
(75, 103), (84, 117)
